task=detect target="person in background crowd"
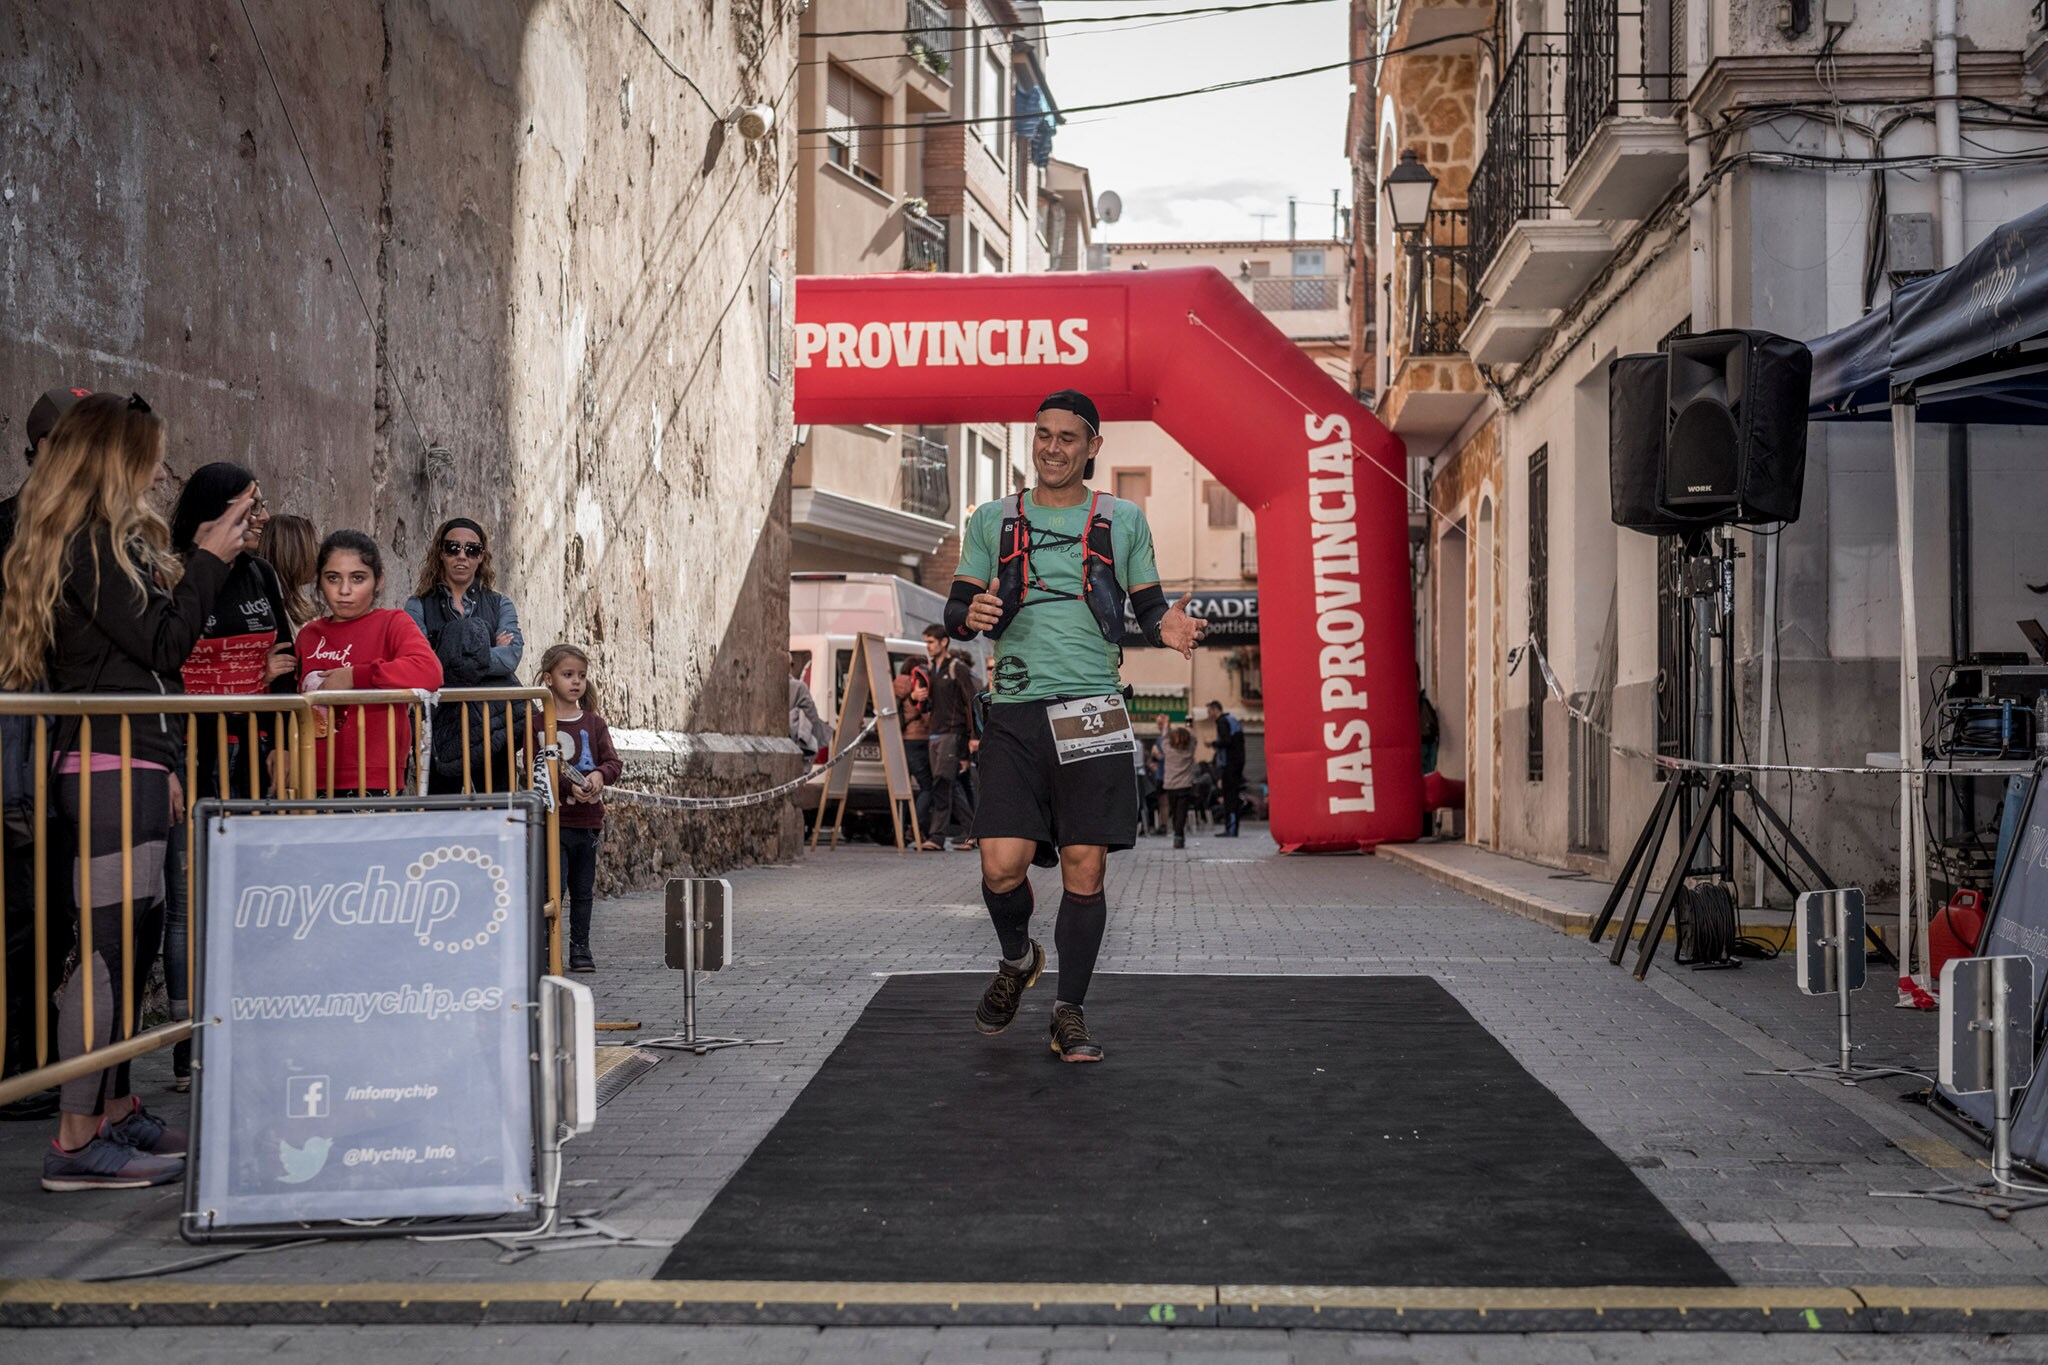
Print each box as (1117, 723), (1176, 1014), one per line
(893, 653), (935, 846)
(949, 646), (983, 838)
(0, 392), (251, 1191)
(258, 512), (321, 630)
(1207, 698), (1246, 837)
(538, 644), (621, 975)
(1141, 714), (1168, 835)
(1160, 723), (1197, 849)
(1418, 688), (1441, 774)
(789, 650), (827, 760)
(920, 624), (975, 852)
(406, 517), (523, 793)
(299, 530), (442, 796)
(161, 461), (297, 1092)
(0, 383), (88, 1121)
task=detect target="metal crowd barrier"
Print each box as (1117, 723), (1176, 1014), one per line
(0, 688), (561, 1108)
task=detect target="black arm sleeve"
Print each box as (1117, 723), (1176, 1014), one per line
(944, 579), (981, 640)
(1130, 583), (1170, 647)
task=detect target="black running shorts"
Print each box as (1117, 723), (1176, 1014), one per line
(972, 698), (1139, 860)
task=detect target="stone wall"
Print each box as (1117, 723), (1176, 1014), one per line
(0, 0), (806, 877)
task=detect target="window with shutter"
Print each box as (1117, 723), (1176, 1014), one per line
(1113, 469), (1150, 509)
(1205, 482), (1240, 528)
(826, 64), (883, 188)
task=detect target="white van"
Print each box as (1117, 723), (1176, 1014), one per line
(789, 574), (990, 840)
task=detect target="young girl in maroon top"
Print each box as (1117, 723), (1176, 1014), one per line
(296, 531), (442, 795)
(538, 644), (621, 972)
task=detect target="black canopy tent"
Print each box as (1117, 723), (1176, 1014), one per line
(1806, 201), (2048, 1000)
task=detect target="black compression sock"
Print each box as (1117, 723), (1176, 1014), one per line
(1053, 888), (1107, 1006)
(982, 879), (1034, 961)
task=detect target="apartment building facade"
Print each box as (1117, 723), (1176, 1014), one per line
(1099, 238), (1356, 778)
(1364, 0), (2048, 892)
(794, 0), (1095, 588)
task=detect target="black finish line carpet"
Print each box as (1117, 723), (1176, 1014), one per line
(657, 973), (1729, 1287)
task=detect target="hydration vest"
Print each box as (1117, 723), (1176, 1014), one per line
(989, 488), (1126, 645)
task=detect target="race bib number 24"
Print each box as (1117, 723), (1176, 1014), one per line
(1045, 695), (1134, 765)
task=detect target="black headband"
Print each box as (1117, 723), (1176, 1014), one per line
(442, 517), (486, 544)
(1036, 388), (1100, 435)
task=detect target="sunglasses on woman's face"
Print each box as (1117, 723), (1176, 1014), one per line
(442, 540), (484, 559)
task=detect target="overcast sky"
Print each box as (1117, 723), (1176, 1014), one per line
(1036, 0), (1354, 243)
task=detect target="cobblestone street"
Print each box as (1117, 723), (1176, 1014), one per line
(5, 831), (2047, 1360)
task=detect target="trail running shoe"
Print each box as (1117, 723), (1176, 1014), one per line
(1049, 1004), (1104, 1063)
(106, 1100), (187, 1158)
(975, 941), (1043, 1036)
(42, 1135), (184, 1192)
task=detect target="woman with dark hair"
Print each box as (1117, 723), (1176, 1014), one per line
(0, 393), (251, 1191)
(162, 461), (298, 1091)
(405, 517), (523, 792)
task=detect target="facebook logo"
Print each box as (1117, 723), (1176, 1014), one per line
(287, 1075), (330, 1119)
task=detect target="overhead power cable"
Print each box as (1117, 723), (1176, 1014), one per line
(800, 27), (1488, 136)
(804, 0), (1336, 40)
(802, 3), (1251, 70)
(609, 0), (726, 118)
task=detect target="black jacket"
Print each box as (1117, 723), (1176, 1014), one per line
(48, 527), (231, 769)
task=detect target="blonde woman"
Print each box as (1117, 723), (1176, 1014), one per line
(0, 393), (250, 1192)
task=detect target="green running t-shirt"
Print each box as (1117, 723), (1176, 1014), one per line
(956, 488), (1161, 703)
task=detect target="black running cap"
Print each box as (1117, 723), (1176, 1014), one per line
(25, 385), (90, 449)
(1036, 389), (1099, 435)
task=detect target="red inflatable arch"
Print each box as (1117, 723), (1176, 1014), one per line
(793, 268), (1421, 851)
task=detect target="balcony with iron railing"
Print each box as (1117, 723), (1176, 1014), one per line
(1409, 208), (1474, 356)
(1557, 0), (1687, 221)
(905, 0), (952, 79)
(899, 430), (951, 521)
(1248, 274), (1344, 313)
(1461, 31), (1616, 364)
(903, 213), (947, 272)
(1468, 34), (1568, 276)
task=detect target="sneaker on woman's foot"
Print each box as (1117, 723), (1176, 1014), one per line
(569, 947), (597, 973)
(42, 1136), (184, 1192)
(105, 1099), (187, 1158)
(1049, 1003), (1104, 1063)
(974, 941), (1043, 1036)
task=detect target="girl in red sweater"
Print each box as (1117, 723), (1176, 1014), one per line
(296, 530), (443, 795)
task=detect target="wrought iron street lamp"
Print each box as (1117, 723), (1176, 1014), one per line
(1382, 149), (1437, 238)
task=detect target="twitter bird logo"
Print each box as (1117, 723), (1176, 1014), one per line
(278, 1135), (332, 1184)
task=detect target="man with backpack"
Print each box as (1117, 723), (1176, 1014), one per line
(944, 389), (1205, 1063)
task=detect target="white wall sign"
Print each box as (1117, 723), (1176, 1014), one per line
(189, 807), (539, 1234)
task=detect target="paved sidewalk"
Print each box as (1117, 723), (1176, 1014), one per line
(1, 825), (2041, 1359)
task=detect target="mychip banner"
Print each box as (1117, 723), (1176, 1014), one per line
(188, 802), (542, 1237)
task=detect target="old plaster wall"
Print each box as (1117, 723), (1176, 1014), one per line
(0, 0), (804, 880)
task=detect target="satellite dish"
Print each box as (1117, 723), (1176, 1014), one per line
(1096, 191), (1122, 224)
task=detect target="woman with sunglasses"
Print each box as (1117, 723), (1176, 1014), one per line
(0, 393), (251, 1191)
(404, 517), (524, 792)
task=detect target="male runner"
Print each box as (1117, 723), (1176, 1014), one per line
(945, 389), (1204, 1062)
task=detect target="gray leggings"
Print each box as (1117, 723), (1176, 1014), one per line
(56, 767), (169, 1117)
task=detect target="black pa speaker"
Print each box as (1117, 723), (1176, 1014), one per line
(1660, 329), (1811, 526)
(1608, 351), (1698, 535)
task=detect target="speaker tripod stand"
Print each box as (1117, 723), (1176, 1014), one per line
(1589, 530), (1898, 979)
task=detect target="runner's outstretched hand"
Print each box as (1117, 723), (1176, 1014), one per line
(1158, 592), (1206, 660)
